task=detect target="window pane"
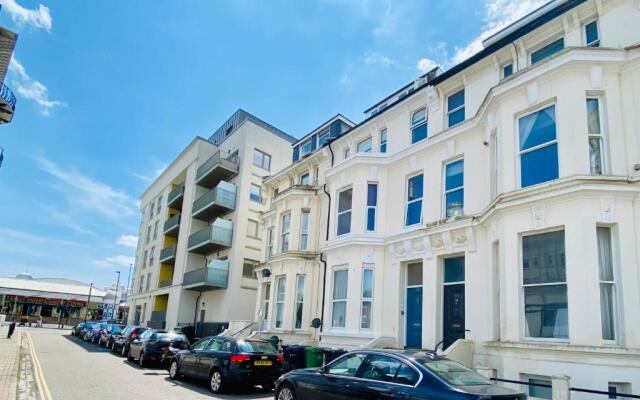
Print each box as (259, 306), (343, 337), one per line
(361, 301), (372, 329)
(411, 108), (426, 125)
(406, 201), (422, 226)
(332, 301), (346, 328)
(276, 278), (286, 302)
(367, 184), (378, 206)
(333, 270), (348, 299)
(531, 38), (564, 64)
(296, 276), (305, 302)
(407, 263), (423, 286)
(360, 355), (402, 382)
(446, 189), (464, 218)
(523, 231), (566, 285)
(597, 227), (614, 281)
(380, 142), (387, 153)
(250, 184), (261, 201)
(295, 302), (303, 329)
(524, 285), (568, 338)
(586, 21), (599, 45)
(503, 63), (513, 78)
(357, 138), (372, 153)
(300, 173), (310, 185)
(448, 90), (465, 112)
(338, 189), (352, 212)
(411, 123), (428, 143)
(338, 212), (352, 235)
(395, 363), (419, 385)
(444, 257), (465, 283)
(519, 105), (557, 151)
(327, 353), (366, 376)
(408, 175), (423, 201)
(587, 99), (601, 135)
(589, 137), (603, 175)
(446, 160), (464, 190)
(528, 378), (552, 399)
(521, 144), (559, 187)
(600, 283), (615, 340)
(367, 208), (376, 231)
(448, 108), (465, 127)
(362, 269), (373, 298)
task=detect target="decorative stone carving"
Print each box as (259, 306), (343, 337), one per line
(394, 242), (406, 257)
(532, 204), (546, 229)
(453, 230), (467, 245)
(430, 234), (445, 250)
(600, 197), (614, 222)
(411, 238), (425, 253)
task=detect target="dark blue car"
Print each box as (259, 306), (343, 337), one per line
(275, 349), (526, 400)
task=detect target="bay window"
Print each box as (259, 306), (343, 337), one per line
(597, 227), (616, 341)
(357, 137), (372, 153)
(300, 211), (310, 250)
(366, 183), (377, 232)
(519, 105), (558, 187)
(530, 38), (564, 64)
(447, 89), (465, 127)
(294, 275), (305, 330)
(267, 227), (274, 258)
(332, 269), (348, 328)
(337, 188), (352, 236)
(379, 129), (387, 153)
(281, 214), (291, 252)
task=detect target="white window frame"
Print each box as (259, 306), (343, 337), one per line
(261, 282), (271, 330)
(516, 102), (558, 189)
(405, 173), (423, 227)
(446, 89), (465, 128)
(247, 219), (260, 239)
(318, 130), (331, 147)
(280, 213), (291, 252)
(343, 147), (351, 160)
(529, 35), (564, 65)
(267, 227), (275, 258)
(356, 137), (373, 153)
(253, 149), (272, 171)
(502, 62), (513, 79)
(597, 225), (617, 343)
(360, 266), (374, 331)
(443, 158), (464, 218)
(331, 267), (348, 329)
(294, 275), (305, 330)
(410, 107), (428, 143)
(379, 128), (387, 153)
(300, 172), (310, 185)
(300, 137), (315, 156)
(274, 276), (286, 329)
(587, 96), (607, 175)
(300, 210), (310, 251)
(366, 182), (377, 232)
(250, 183), (262, 203)
(583, 19), (600, 47)
(336, 187), (353, 236)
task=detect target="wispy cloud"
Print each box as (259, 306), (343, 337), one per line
(93, 255), (135, 269)
(451, 0), (547, 64)
(38, 203), (95, 235)
(8, 58), (66, 116)
(416, 58), (440, 74)
(364, 52), (399, 68)
(127, 162), (167, 184)
(117, 234), (138, 248)
(33, 155), (139, 223)
(0, 0), (52, 31)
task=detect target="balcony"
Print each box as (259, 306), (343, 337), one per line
(183, 259), (229, 291)
(163, 213), (181, 237)
(148, 311), (167, 329)
(158, 279), (172, 288)
(187, 218), (233, 254)
(195, 150), (239, 189)
(192, 181), (236, 221)
(159, 244), (177, 264)
(167, 185), (185, 209)
(0, 83), (16, 124)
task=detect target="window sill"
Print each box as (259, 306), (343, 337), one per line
(484, 340), (640, 356)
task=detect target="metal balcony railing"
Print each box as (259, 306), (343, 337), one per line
(158, 279), (173, 288)
(195, 150), (239, 189)
(163, 213), (181, 237)
(183, 259), (229, 291)
(192, 181), (236, 221)
(167, 185), (185, 209)
(0, 84), (16, 109)
(159, 244), (177, 264)
(187, 218), (233, 254)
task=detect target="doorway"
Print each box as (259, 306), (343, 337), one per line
(443, 256), (465, 349)
(405, 262), (423, 349)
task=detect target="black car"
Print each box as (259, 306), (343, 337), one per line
(168, 336), (283, 393)
(111, 325), (148, 356)
(127, 329), (189, 367)
(275, 349), (526, 400)
(70, 322), (85, 336)
(98, 323), (126, 347)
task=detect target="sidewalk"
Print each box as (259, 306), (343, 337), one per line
(0, 324), (21, 400)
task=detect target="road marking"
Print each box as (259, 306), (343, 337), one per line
(26, 332), (53, 400)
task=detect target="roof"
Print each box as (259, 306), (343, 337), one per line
(292, 114), (355, 146)
(0, 276), (107, 298)
(208, 109), (297, 145)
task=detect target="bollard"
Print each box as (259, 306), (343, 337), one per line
(551, 375), (571, 400)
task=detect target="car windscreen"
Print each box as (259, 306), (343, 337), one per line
(235, 340), (277, 354)
(111, 325), (124, 333)
(416, 359), (491, 386)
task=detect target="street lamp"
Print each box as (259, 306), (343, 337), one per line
(84, 283), (93, 323)
(113, 271), (120, 322)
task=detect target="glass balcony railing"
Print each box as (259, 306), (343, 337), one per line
(187, 218), (233, 254)
(195, 150), (239, 189)
(163, 213), (181, 237)
(159, 244), (177, 264)
(167, 185), (185, 209)
(192, 181), (236, 221)
(183, 259), (229, 291)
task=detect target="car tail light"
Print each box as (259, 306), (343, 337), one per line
(229, 354), (251, 363)
(276, 354), (283, 364)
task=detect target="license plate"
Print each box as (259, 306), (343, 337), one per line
(254, 360), (272, 366)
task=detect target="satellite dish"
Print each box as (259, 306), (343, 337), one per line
(310, 318), (322, 329)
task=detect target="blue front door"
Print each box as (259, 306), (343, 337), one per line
(406, 287), (423, 348)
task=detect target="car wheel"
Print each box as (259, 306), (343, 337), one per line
(169, 360), (180, 380)
(277, 384), (296, 400)
(209, 370), (223, 393)
(121, 344), (127, 357)
(110, 341), (116, 352)
(127, 349), (134, 362)
(139, 352), (146, 367)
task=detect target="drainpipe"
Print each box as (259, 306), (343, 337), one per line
(193, 292), (201, 335)
(318, 138), (335, 335)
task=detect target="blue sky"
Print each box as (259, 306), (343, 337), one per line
(0, 0), (545, 289)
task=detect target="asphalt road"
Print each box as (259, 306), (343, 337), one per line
(26, 327), (273, 400)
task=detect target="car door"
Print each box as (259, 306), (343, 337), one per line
(306, 353), (368, 400)
(181, 337), (211, 376)
(350, 354), (418, 400)
(195, 338), (223, 379)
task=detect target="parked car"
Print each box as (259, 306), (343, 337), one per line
(275, 349), (526, 400)
(70, 322), (85, 336)
(78, 322), (96, 339)
(168, 336), (283, 393)
(127, 329), (189, 368)
(98, 323), (126, 347)
(84, 322), (108, 343)
(111, 325), (148, 356)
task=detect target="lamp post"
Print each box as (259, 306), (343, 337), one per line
(113, 271), (120, 322)
(84, 283), (93, 323)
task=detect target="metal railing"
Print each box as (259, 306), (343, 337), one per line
(491, 378), (640, 399)
(167, 185), (184, 207)
(163, 213), (181, 233)
(0, 83), (16, 109)
(183, 259), (230, 289)
(158, 279), (172, 288)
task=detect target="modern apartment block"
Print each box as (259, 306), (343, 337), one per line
(127, 110), (296, 337)
(252, 0), (640, 397)
(0, 25), (18, 124)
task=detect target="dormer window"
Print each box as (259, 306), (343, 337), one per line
(319, 130), (331, 147)
(300, 137), (316, 156)
(411, 108), (427, 144)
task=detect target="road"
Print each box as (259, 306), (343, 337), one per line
(26, 327), (273, 400)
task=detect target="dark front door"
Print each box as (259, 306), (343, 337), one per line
(405, 287), (423, 349)
(443, 283), (465, 349)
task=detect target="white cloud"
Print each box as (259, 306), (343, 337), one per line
(117, 234), (138, 248)
(0, 0), (52, 31)
(127, 162), (168, 183)
(452, 0), (548, 64)
(33, 155), (139, 222)
(94, 255), (135, 269)
(9, 58), (66, 116)
(38, 203), (95, 235)
(364, 52), (399, 68)
(416, 58), (440, 74)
